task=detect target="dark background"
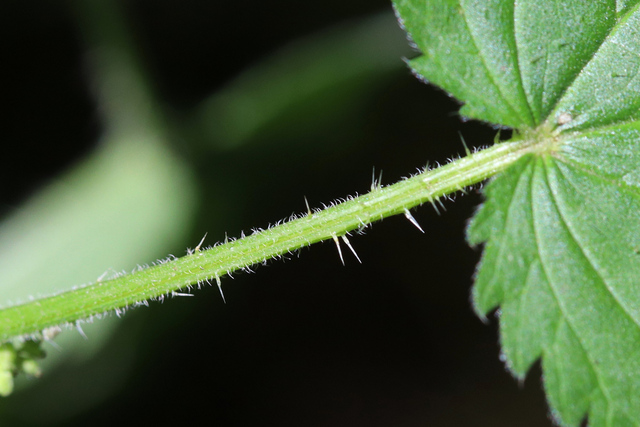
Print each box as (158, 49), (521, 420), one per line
(0, 0), (554, 425)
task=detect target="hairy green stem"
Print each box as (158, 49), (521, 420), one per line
(0, 138), (539, 342)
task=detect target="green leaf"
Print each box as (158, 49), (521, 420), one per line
(469, 132), (640, 425)
(394, 0), (617, 129)
(394, 0), (640, 425)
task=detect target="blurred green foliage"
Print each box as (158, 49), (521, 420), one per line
(0, 1), (419, 424)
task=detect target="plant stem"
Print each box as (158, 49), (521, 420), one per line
(0, 138), (538, 342)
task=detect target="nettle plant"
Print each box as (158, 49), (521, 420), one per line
(2, 1), (640, 426)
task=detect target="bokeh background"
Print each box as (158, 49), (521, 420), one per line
(0, 0), (555, 425)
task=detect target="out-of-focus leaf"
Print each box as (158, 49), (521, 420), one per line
(0, 138), (196, 309)
(0, 0), (199, 418)
(193, 11), (412, 149)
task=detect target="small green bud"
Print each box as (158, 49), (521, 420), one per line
(0, 344), (17, 372)
(0, 371), (14, 397)
(20, 359), (42, 378)
(0, 345), (17, 397)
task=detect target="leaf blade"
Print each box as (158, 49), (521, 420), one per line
(552, 3), (640, 131)
(394, 0), (618, 128)
(394, 0), (531, 127)
(468, 146), (640, 425)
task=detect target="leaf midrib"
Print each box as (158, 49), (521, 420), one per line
(552, 161), (640, 330)
(556, 153), (640, 200)
(547, 2), (640, 126)
(483, 160), (534, 310)
(532, 159), (613, 418)
(541, 158), (640, 423)
(459, 2), (535, 128)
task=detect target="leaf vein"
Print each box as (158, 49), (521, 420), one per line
(458, 4), (523, 124)
(548, 162), (639, 327)
(510, 0), (536, 126)
(484, 160), (535, 300)
(552, 162), (640, 330)
(532, 161), (612, 412)
(551, 2), (640, 121)
(556, 154), (640, 200)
